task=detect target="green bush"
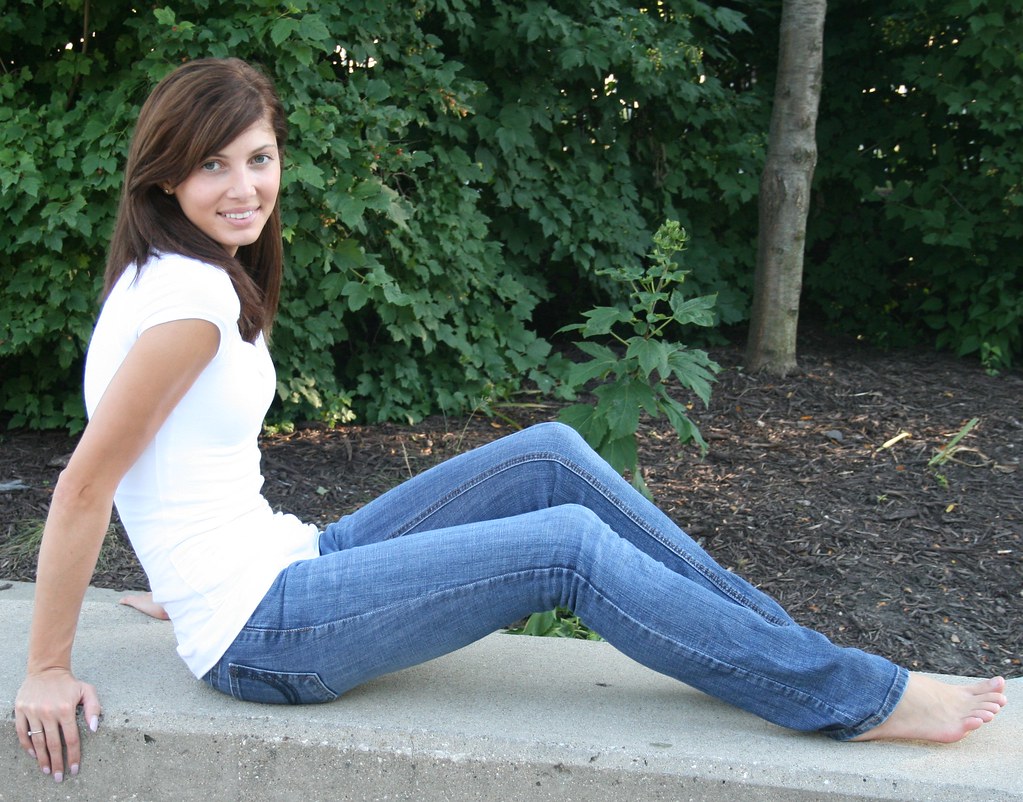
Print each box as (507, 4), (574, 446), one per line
(421, 1), (764, 329)
(0, 2), (558, 429)
(803, 0), (1023, 371)
(0, 1), (761, 431)
(3, 1), (1018, 434)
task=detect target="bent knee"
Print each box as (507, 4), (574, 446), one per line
(520, 420), (588, 454)
(537, 503), (613, 552)
(545, 502), (603, 528)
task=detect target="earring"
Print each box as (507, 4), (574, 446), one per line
(163, 187), (173, 195)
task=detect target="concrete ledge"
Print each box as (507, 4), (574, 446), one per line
(1, 581), (1019, 801)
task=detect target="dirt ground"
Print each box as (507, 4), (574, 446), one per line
(2, 335), (1021, 679)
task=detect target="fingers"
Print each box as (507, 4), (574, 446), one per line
(17, 716), (73, 781)
(19, 705), (70, 780)
(43, 719), (67, 781)
(82, 682), (103, 735)
(16, 721), (39, 759)
(51, 682), (102, 780)
(15, 677), (102, 782)
(17, 717), (58, 779)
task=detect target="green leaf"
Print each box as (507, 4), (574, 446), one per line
(669, 292), (717, 327)
(666, 350), (719, 405)
(660, 396), (707, 453)
(598, 434), (638, 476)
(593, 381), (653, 440)
(271, 17), (300, 46)
(343, 280), (371, 311)
(626, 337), (671, 380)
(572, 305), (632, 337)
(563, 342), (619, 388)
(558, 403), (610, 449)
(290, 160), (325, 190)
(522, 610), (556, 636)
(298, 14), (331, 45)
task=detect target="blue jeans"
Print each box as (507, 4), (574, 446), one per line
(203, 422), (907, 739)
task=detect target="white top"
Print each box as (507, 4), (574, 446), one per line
(84, 253), (320, 678)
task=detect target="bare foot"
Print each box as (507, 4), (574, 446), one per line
(853, 674), (1007, 743)
(119, 592), (170, 620)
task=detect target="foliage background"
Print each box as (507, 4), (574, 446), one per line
(803, 0), (1022, 372)
(1, 0), (1019, 432)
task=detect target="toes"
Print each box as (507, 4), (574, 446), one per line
(962, 716), (985, 733)
(976, 692), (1007, 708)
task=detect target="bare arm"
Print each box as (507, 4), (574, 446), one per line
(14, 318), (220, 782)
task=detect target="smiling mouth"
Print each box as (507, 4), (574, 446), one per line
(221, 210), (257, 220)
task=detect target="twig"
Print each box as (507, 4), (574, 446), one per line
(399, 440), (413, 478)
(65, 0), (91, 111)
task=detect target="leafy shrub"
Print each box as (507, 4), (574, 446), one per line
(5, 1), (1017, 434)
(557, 221), (720, 496)
(421, 1), (765, 330)
(0, 2), (552, 428)
(0, 1), (762, 431)
(803, 0), (1023, 371)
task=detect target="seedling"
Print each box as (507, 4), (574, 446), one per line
(928, 417), (980, 468)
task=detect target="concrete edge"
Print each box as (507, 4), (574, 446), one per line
(1, 582), (1020, 801)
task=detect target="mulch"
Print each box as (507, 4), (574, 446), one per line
(2, 334), (1021, 679)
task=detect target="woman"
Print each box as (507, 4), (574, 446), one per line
(15, 58), (1006, 784)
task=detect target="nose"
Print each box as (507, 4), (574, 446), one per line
(227, 167), (257, 198)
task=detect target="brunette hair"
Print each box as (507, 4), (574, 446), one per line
(104, 58), (288, 341)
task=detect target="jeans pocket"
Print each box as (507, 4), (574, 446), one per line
(227, 662), (338, 705)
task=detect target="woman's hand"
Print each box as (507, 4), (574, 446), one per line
(15, 668), (102, 783)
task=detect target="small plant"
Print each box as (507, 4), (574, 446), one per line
(928, 417), (980, 469)
(0, 520), (46, 572)
(0, 519), (136, 579)
(556, 220), (721, 496)
(927, 417), (980, 490)
(506, 607), (602, 640)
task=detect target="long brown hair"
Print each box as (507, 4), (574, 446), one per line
(104, 58), (288, 341)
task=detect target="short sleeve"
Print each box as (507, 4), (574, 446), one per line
(132, 254), (240, 351)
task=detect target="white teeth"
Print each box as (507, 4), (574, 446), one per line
(222, 210), (255, 220)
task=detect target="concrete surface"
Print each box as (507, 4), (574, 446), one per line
(1, 581), (1019, 801)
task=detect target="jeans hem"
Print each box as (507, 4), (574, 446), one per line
(826, 665), (910, 740)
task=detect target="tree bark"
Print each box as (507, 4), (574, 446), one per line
(745, 0), (827, 375)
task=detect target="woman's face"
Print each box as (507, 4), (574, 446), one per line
(171, 117), (281, 256)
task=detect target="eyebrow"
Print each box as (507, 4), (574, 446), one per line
(206, 143), (278, 159)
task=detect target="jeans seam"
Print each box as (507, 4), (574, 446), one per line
(388, 448), (788, 626)
(555, 453), (789, 623)
(380, 451), (554, 537)
(580, 576), (865, 728)
(238, 564), (577, 636)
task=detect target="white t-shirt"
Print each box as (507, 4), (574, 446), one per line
(84, 253), (320, 678)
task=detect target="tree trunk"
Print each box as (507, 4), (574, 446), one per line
(745, 0), (827, 375)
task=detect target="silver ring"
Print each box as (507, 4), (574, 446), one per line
(27, 729), (43, 737)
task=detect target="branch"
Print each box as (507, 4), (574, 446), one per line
(65, 0), (91, 111)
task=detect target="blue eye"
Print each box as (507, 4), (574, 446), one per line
(199, 160), (222, 172)
(252, 154), (272, 165)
